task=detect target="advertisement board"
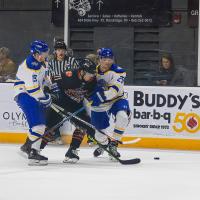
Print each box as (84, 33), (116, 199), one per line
(69, 0), (171, 27)
(1, 84), (200, 140)
(0, 83), (73, 135)
(125, 86), (200, 139)
(0, 83), (28, 133)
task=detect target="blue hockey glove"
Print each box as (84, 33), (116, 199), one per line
(39, 93), (52, 108)
(90, 90), (106, 106)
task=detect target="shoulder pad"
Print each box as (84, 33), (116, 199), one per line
(26, 55), (41, 70)
(110, 64), (125, 73)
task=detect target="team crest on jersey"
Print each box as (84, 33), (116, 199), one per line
(65, 71), (73, 77)
(31, 62), (39, 66)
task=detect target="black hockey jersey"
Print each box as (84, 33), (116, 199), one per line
(57, 69), (96, 103)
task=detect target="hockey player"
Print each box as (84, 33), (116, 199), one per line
(89, 48), (130, 158)
(45, 57), (97, 163)
(20, 40), (78, 155)
(14, 40), (51, 166)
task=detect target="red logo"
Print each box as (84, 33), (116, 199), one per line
(65, 71), (73, 77)
(187, 117), (198, 129)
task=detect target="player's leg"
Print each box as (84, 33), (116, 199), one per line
(20, 136), (32, 155)
(63, 128), (84, 163)
(17, 93), (48, 165)
(111, 99), (130, 140)
(28, 124), (48, 165)
(91, 111), (110, 157)
(63, 106), (96, 163)
(42, 106), (64, 147)
(20, 106), (61, 155)
(63, 100), (87, 163)
(108, 99), (131, 158)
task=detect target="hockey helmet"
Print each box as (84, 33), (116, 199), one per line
(99, 48), (114, 59)
(97, 47), (105, 55)
(79, 58), (97, 75)
(30, 40), (49, 54)
(54, 39), (67, 50)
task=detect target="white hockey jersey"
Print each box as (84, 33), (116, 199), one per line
(92, 64), (126, 112)
(14, 55), (51, 101)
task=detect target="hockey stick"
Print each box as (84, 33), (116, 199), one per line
(94, 141), (140, 165)
(51, 104), (141, 165)
(48, 105), (85, 132)
(52, 103), (141, 145)
(32, 105), (86, 144)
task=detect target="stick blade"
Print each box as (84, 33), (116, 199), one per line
(119, 158), (141, 165)
(122, 138), (141, 145)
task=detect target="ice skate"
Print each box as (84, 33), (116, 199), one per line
(19, 138), (32, 158)
(108, 141), (120, 160)
(63, 147), (79, 163)
(28, 149), (48, 166)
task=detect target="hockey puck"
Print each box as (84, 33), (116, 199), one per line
(154, 157), (160, 160)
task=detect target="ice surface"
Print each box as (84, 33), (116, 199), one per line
(0, 144), (199, 200)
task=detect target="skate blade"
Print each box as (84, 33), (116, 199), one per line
(28, 159), (48, 166)
(63, 157), (79, 164)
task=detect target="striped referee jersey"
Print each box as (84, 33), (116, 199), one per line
(48, 56), (79, 81)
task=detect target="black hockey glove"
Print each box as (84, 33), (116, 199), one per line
(50, 83), (61, 101)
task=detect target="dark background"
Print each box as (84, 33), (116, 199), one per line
(0, 0), (198, 85)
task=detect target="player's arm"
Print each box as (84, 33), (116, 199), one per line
(15, 62), (44, 100)
(104, 71), (126, 100)
(14, 77), (27, 97)
(14, 64), (30, 98)
(89, 72), (126, 106)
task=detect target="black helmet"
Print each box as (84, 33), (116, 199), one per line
(78, 58), (97, 75)
(54, 39), (67, 50)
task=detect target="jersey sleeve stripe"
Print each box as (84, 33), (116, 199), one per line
(108, 85), (119, 93)
(113, 129), (124, 135)
(115, 126), (125, 131)
(27, 86), (41, 94)
(108, 83), (122, 91)
(14, 81), (25, 86)
(26, 84), (40, 90)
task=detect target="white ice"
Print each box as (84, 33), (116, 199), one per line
(0, 144), (200, 200)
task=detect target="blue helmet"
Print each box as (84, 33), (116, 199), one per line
(99, 48), (114, 59)
(30, 40), (49, 54)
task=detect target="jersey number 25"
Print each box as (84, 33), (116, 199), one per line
(117, 76), (125, 83)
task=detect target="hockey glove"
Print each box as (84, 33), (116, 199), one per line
(50, 83), (60, 101)
(51, 82), (60, 94)
(39, 93), (52, 108)
(89, 90), (106, 106)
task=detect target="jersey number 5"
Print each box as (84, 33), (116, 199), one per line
(32, 74), (38, 83)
